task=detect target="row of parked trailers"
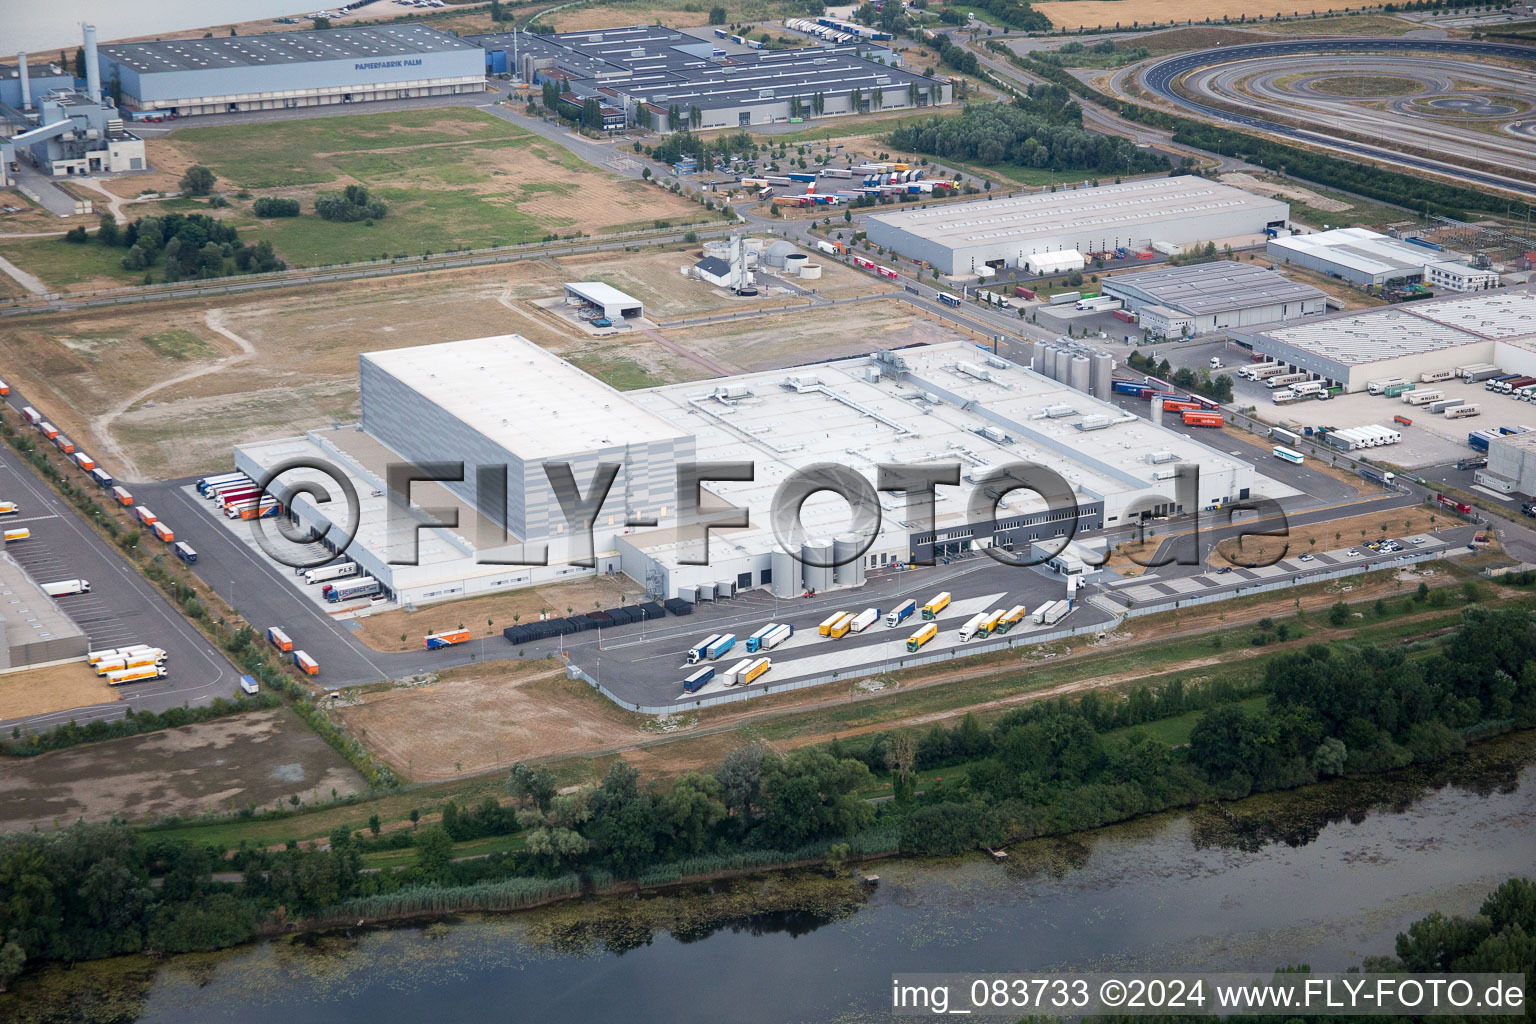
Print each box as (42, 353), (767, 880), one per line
(87, 644), (170, 687)
(1319, 424), (1402, 451)
(503, 600), (675, 646)
(680, 591), (1072, 691)
(194, 471), (282, 521)
(21, 405), (198, 562)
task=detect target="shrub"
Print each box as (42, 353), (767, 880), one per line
(253, 197), (301, 217)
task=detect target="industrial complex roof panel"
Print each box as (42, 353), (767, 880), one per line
(100, 24), (478, 74)
(1248, 307), (1483, 364)
(361, 334), (685, 460)
(1105, 260), (1325, 316)
(468, 25), (937, 107)
(1267, 227), (1453, 277)
(1400, 288), (1536, 339)
(865, 178), (1286, 248)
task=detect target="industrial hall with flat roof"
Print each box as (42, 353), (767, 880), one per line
(468, 24), (952, 132)
(864, 177), (1289, 276)
(94, 24), (486, 115)
(235, 335), (1270, 608)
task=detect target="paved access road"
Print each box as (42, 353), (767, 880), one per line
(1139, 38), (1536, 200)
(0, 420), (236, 734)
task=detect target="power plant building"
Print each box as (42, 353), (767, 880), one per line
(235, 336), (1266, 606)
(96, 25), (485, 115)
(2, 27), (144, 178)
(467, 24), (951, 132)
(864, 177), (1290, 276)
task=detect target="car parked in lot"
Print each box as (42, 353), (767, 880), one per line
(1298, 553), (1314, 562)
(1346, 549), (1362, 557)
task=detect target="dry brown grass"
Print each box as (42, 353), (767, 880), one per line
(0, 661), (120, 720)
(1036, 1), (1385, 30)
(2, 242), (909, 480)
(1215, 506), (1444, 565)
(333, 660), (649, 780)
(550, 6), (708, 31)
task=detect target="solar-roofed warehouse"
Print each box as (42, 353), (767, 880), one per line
(97, 25), (485, 116)
(865, 177), (1289, 276)
(467, 24), (951, 132)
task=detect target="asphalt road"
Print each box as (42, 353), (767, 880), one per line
(0, 417), (236, 733)
(1140, 39), (1536, 200)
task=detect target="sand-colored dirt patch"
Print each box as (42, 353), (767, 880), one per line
(1219, 172), (1352, 212)
(0, 662), (121, 721)
(0, 708), (363, 831)
(334, 661), (648, 780)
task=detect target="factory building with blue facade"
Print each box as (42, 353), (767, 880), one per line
(96, 24), (485, 116)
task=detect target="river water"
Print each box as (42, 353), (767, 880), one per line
(10, 3), (318, 55)
(15, 734), (1523, 1024)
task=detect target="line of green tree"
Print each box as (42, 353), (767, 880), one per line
(886, 606), (1536, 856)
(63, 211), (284, 285)
(1007, 46), (1510, 220)
(3, 605), (1532, 987)
(1125, 349), (1235, 403)
(887, 100), (1167, 175)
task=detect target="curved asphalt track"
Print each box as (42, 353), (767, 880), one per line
(1141, 39), (1536, 199)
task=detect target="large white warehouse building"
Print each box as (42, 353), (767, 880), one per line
(863, 177), (1289, 276)
(235, 335), (1267, 607)
(1229, 287), (1536, 393)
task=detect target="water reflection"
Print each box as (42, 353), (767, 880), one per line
(9, 732), (1533, 1024)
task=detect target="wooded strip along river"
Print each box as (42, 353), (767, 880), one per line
(16, 731), (1536, 1023)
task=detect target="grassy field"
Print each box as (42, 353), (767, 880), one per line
(149, 108), (713, 268)
(169, 108), (526, 189)
(0, 236), (142, 290)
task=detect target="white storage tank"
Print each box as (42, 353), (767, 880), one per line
(1069, 355), (1091, 394)
(802, 538), (835, 593)
(1053, 347), (1071, 381)
(1091, 351), (1113, 399)
(783, 252), (808, 275)
(771, 549), (799, 598)
(798, 262), (822, 280)
(833, 532), (866, 587)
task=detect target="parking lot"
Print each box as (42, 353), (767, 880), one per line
(557, 557), (1115, 708)
(0, 436), (236, 731)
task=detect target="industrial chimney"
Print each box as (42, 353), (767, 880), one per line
(83, 24), (101, 104)
(17, 52), (30, 110)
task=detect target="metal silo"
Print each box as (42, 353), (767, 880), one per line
(1069, 355), (1091, 394)
(802, 538), (834, 593)
(833, 533), (866, 587)
(1053, 347), (1071, 382)
(1150, 396), (1164, 426)
(771, 549), (798, 598)
(1091, 351), (1113, 398)
(1037, 344), (1056, 379)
